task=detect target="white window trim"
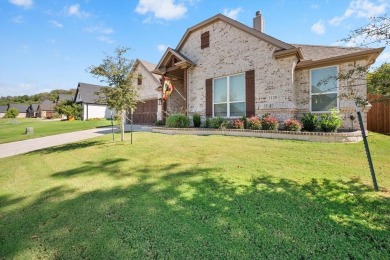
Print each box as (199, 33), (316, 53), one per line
(213, 72), (245, 118)
(309, 65), (339, 113)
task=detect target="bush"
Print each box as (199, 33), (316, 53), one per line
(5, 108), (19, 118)
(247, 116), (262, 130)
(193, 113), (201, 127)
(208, 117), (224, 129)
(231, 119), (245, 129)
(261, 115), (279, 130)
(284, 119), (302, 131)
(155, 120), (164, 126)
(301, 113), (318, 131)
(219, 120), (231, 130)
(165, 114), (190, 128)
(319, 108), (342, 132)
(241, 116), (248, 129)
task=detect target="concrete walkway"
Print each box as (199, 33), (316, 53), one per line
(0, 125), (153, 159)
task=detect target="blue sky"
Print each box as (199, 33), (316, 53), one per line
(1, 0), (389, 97)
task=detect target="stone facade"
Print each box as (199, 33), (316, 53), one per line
(175, 18), (372, 129)
(132, 61), (162, 121)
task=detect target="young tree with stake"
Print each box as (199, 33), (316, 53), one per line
(88, 47), (139, 141)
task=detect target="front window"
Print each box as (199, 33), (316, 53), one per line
(310, 66), (338, 112)
(213, 73), (245, 117)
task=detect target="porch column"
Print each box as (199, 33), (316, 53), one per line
(183, 68), (188, 116)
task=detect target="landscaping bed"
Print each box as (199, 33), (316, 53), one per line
(152, 127), (363, 143)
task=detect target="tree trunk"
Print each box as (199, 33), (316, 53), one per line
(121, 111), (125, 141)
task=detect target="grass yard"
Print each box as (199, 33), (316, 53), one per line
(0, 118), (111, 144)
(0, 132), (389, 259)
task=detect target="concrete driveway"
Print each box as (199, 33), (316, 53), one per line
(0, 125), (153, 159)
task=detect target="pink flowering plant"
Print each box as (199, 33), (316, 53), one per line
(231, 119), (245, 129)
(284, 119), (302, 132)
(261, 114), (279, 130)
(247, 116), (262, 130)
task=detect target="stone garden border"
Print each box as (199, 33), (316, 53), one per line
(152, 127), (363, 143)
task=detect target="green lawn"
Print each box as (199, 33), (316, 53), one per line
(0, 118), (112, 144)
(0, 132), (389, 259)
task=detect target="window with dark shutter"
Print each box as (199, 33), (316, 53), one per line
(245, 70), (255, 117)
(201, 31), (210, 49)
(205, 78), (212, 117)
(138, 74), (142, 85)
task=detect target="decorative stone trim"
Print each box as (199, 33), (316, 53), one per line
(152, 127), (363, 143)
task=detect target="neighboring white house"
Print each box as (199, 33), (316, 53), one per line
(74, 82), (113, 121)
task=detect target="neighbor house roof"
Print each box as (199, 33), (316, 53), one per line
(74, 82), (106, 104)
(0, 105), (8, 113)
(27, 104), (39, 111)
(39, 100), (55, 111)
(9, 104), (29, 113)
(57, 94), (74, 102)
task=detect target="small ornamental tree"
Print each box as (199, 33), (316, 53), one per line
(54, 100), (82, 119)
(5, 108), (19, 118)
(88, 47), (139, 141)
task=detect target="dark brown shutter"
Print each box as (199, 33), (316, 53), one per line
(138, 74), (142, 85)
(245, 70), (255, 117)
(206, 78), (212, 117)
(201, 31), (210, 49)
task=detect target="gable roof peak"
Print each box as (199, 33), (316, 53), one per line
(176, 13), (294, 51)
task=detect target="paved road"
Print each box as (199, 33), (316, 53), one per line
(0, 125), (153, 159)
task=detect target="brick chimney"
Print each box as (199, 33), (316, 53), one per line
(253, 11), (264, 33)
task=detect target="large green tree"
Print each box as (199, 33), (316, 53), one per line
(88, 47), (139, 141)
(54, 100), (82, 120)
(367, 63), (390, 101)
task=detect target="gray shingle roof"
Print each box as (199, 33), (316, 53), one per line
(57, 94), (74, 102)
(9, 104), (29, 113)
(75, 83), (106, 104)
(292, 44), (374, 61)
(39, 100), (55, 111)
(0, 105), (8, 113)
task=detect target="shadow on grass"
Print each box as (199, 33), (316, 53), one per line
(1, 164), (389, 259)
(28, 140), (106, 155)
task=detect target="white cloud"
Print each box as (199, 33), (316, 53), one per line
(65, 4), (90, 18)
(311, 4), (320, 9)
(49, 20), (63, 28)
(329, 0), (388, 26)
(85, 26), (114, 34)
(8, 0), (33, 9)
(0, 82), (38, 97)
(97, 36), (114, 44)
(11, 15), (24, 23)
(222, 7), (242, 20)
(157, 44), (168, 52)
(135, 0), (187, 20)
(311, 20), (326, 35)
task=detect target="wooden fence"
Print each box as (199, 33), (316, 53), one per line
(367, 94), (390, 134)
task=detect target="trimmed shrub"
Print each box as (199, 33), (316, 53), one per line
(231, 119), (245, 129)
(5, 108), (19, 118)
(319, 108), (342, 132)
(155, 120), (164, 126)
(241, 116), (248, 129)
(261, 115), (279, 130)
(219, 120), (231, 130)
(165, 114), (190, 128)
(247, 116), (262, 130)
(284, 119), (302, 131)
(193, 113), (201, 127)
(208, 117), (224, 129)
(301, 113), (318, 131)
